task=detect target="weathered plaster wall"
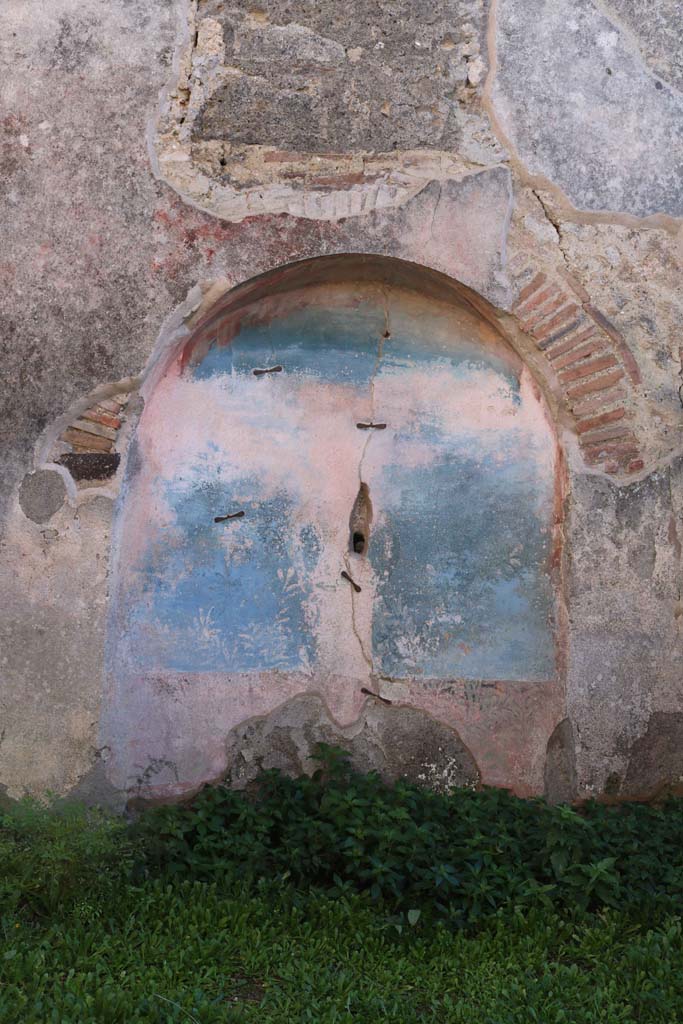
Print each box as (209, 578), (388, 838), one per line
(104, 281), (562, 799)
(1, 0), (681, 806)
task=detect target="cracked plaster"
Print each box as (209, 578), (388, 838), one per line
(490, 0), (683, 219)
(1, 0), (683, 805)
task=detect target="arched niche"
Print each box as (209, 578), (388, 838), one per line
(105, 256), (566, 799)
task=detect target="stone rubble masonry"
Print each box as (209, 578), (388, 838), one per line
(153, 0), (505, 222)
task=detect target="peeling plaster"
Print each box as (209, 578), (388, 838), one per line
(151, 0), (506, 221)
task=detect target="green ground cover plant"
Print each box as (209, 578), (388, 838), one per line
(144, 745), (683, 928)
(2, 748), (683, 1022)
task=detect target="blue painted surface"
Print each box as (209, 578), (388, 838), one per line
(370, 441), (555, 680)
(369, 320), (556, 680)
(120, 302), (382, 675)
(115, 293), (557, 682)
(126, 480), (321, 672)
(193, 304), (383, 385)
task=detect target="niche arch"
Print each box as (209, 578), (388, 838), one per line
(104, 255), (567, 800)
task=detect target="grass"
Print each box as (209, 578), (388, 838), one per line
(3, 879), (683, 1023)
(3, 755), (683, 1023)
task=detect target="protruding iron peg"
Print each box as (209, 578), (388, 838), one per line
(252, 365), (283, 376)
(360, 687), (392, 705)
(214, 510), (245, 523)
(356, 421), (387, 430)
(341, 570), (361, 593)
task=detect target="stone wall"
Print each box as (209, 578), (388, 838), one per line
(1, 0), (681, 807)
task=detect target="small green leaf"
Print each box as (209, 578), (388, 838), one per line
(408, 908), (421, 926)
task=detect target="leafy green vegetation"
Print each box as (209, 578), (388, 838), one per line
(144, 745), (683, 927)
(4, 880), (683, 1023)
(2, 749), (683, 1022)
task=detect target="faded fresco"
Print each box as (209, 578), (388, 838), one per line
(108, 284), (558, 733)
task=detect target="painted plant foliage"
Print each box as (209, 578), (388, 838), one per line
(110, 283), (559, 691)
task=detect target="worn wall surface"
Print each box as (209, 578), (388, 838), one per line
(1, 0), (681, 806)
(104, 281), (561, 798)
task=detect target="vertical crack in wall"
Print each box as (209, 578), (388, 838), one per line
(358, 286), (390, 482)
(342, 548), (374, 675)
(666, 456), (682, 644)
(346, 286), (391, 679)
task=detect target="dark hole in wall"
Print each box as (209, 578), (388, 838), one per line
(349, 482), (372, 556)
(58, 452), (121, 481)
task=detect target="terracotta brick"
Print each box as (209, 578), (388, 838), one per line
(576, 407), (627, 435)
(309, 172), (367, 186)
(520, 292), (566, 330)
(570, 386), (627, 417)
(73, 418), (118, 441)
(546, 325), (598, 358)
(83, 408), (122, 430)
(537, 319), (587, 352)
(67, 442), (97, 453)
(62, 428), (114, 452)
(585, 304), (642, 385)
(559, 354), (618, 384)
(551, 337), (607, 371)
(532, 304), (581, 341)
(578, 422), (634, 445)
(583, 443), (640, 465)
(97, 398), (124, 413)
(581, 429), (637, 454)
(513, 271), (546, 309)
(263, 150), (310, 162)
(558, 268), (591, 304)
(565, 369), (625, 399)
(515, 284), (560, 318)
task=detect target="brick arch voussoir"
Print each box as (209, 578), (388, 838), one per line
(510, 266), (644, 477)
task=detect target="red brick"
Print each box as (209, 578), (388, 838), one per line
(559, 354), (618, 384)
(558, 268), (591, 304)
(263, 150), (309, 162)
(576, 407), (627, 435)
(552, 338), (607, 371)
(83, 408), (122, 430)
(520, 292), (566, 330)
(579, 422), (634, 445)
(513, 272), (546, 310)
(73, 418), (117, 441)
(565, 369), (625, 399)
(627, 459), (645, 474)
(309, 172), (367, 186)
(570, 386), (627, 417)
(62, 428), (114, 452)
(537, 318), (586, 351)
(515, 284), (560, 318)
(581, 433), (638, 457)
(96, 398), (117, 413)
(547, 326), (599, 359)
(585, 304), (642, 385)
(583, 444), (640, 466)
(532, 304), (582, 341)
